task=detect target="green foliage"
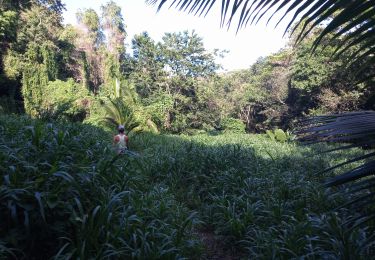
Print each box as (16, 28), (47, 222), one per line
(37, 79), (89, 121)
(2, 114), (375, 258)
(291, 53), (334, 93)
(195, 30), (371, 133)
(274, 129), (288, 142)
(17, 5), (63, 48)
(266, 129), (293, 143)
(1, 1), (375, 257)
(146, 0), (374, 134)
(1, 3), (69, 116)
(129, 131), (374, 258)
(129, 30), (222, 133)
(101, 98), (141, 134)
(130, 32), (166, 98)
(1, 0), (374, 138)
(6, 0), (370, 136)
(21, 42), (59, 116)
(221, 117), (246, 134)
(3, 50), (23, 80)
(0, 114), (201, 259)
(144, 92), (174, 130)
(161, 30), (220, 78)
(0, 10), (17, 42)
(203, 52), (290, 133)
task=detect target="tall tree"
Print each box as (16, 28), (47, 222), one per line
(160, 31), (221, 131)
(101, 1), (127, 88)
(76, 8), (104, 93)
(130, 32), (166, 98)
(2, 3), (65, 115)
(130, 30), (221, 132)
(101, 1), (126, 58)
(0, 0), (65, 111)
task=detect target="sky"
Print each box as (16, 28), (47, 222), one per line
(62, 0), (290, 72)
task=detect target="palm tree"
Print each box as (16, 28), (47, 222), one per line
(146, 0), (375, 222)
(102, 98), (141, 135)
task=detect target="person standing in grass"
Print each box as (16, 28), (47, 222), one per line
(114, 125), (129, 154)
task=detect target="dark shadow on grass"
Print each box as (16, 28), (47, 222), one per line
(128, 132), (365, 258)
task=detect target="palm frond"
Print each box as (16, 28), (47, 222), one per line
(299, 111), (375, 144)
(102, 98), (141, 134)
(298, 111), (375, 224)
(146, 0), (375, 74)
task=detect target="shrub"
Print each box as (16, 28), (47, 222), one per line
(0, 96), (21, 114)
(37, 79), (90, 121)
(266, 128), (294, 142)
(221, 117), (246, 133)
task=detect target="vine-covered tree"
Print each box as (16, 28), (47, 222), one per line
(101, 1), (127, 88)
(101, 1), (126, 58)
(76, 8), (104, 92)
(2, 3), (65, 116)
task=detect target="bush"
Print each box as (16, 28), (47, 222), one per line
(266, 128), (294, 142)
(38, 79), (90, 121)
(221, 117), (246, 133)
(0, 96), (22, 114)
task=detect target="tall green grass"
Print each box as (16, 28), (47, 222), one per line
(1, 114), (374, 258)
(0, 115), (200, 259)
(131, 133), (375, 258)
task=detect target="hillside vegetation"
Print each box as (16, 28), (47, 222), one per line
(1, 114), (373, 259)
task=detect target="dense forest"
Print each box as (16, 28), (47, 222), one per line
(1, 0), (373, 134)
(1, 0), (375, 259)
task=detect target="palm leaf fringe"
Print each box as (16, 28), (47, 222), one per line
(298, 111), (375, 225)
(147, 0), (375, 77)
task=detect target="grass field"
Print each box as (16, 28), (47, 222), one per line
(1, 114), (373, 259)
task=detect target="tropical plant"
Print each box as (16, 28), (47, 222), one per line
(266, 128), (293, 142)
(102, 98), (141, 134)
(299, 112), (375, 226)
(4, 112), (375, 258)
(129, 30), (222, 132)
(221, 117), (246, 133)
